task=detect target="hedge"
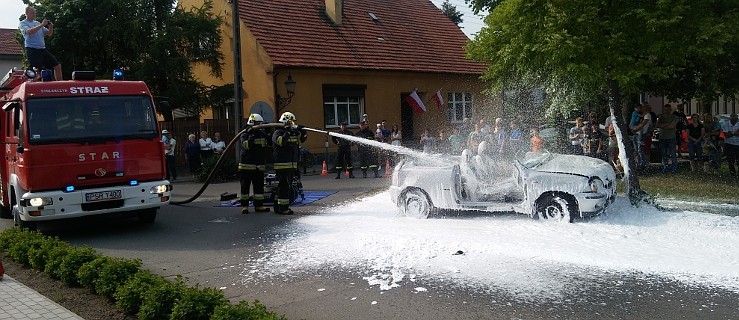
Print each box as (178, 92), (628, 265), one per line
(0, 229), (287, 320)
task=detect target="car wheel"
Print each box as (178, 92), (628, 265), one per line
(400, 189), (433, 219)
(13, 204), (37, 230)
(138, 208), (157, 223)
(535, 194), (575, 223)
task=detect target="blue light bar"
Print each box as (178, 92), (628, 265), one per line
(65, 186), (75, 192)
(130, 180), (139, 186)
(113, 69), (124, 80)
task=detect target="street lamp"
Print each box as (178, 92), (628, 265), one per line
(277, 74), (297, 110)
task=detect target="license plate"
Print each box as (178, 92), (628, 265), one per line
(85, 190), (122, 202)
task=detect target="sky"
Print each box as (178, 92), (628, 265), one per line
(0, 0), (487, 38)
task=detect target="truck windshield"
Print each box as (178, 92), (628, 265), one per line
(26, 95), (159, 145)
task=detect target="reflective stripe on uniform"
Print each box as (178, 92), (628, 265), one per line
(239, 194), (249, 201)
(253, 194), (264, 201)
(278, 198), (290, 205)
(274, 162), (297, 169)
(238, 164), (266, 170)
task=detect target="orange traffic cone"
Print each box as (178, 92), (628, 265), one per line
(320, 160), (329, 176)
(344, 169), (350, 177)
(384, 159), (392, 177)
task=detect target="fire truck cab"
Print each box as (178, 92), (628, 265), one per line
(0, 69), (171, 229)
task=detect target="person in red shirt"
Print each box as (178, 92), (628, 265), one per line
(530, 127), (544, 152)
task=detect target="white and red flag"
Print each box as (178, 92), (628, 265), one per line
(433, 90), (444, 108)
(406, 90), (427, 114)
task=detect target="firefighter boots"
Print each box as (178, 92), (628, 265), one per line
(241, 207), (249, 214)
(254, 206), (270, 212)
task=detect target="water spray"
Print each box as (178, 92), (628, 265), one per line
(303, 127), (448, 165)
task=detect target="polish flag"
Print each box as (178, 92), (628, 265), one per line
(406, 90), (426, 114)
(433, 90), (443, 108)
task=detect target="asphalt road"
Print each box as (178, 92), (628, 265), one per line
(1, 174), (738, 319)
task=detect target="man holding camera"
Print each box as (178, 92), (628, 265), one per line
(19, 6), (62, 80)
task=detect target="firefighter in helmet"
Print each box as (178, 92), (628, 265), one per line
(332, 122), (355, 179)
(239, 113), (272, 214)
(272, 111), (307, 215)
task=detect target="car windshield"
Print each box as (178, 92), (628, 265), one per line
(518, 149), (553, 169)
(26, 95), (158, 145)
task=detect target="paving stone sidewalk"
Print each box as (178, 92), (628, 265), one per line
(0, 274), (85, 320)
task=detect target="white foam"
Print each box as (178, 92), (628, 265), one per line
(241, 192), (739, 299)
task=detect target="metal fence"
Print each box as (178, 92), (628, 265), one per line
(159, 118), (242, 173)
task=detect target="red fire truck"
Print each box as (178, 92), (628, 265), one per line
(0, 69), (172, 229)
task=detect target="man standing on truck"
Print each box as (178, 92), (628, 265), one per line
(19, 6), (62, 80)
(272, 112), (307, 215)
(239, 114), (271, 214)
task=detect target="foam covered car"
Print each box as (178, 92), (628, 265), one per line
(389, 145), (616, 222)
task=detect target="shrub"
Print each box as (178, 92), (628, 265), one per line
(0, 228), (24, 251)
(95, 257), (141, 299)
(28, 236), (65, 271)
(211, 300), (287, 320)
(169, 285), (227, 320)
(44, 242), (73, 279)
(194, 155), (238, 183)
(6, 229), (45, 266)
(58, 246), (99, 286)
(115, 270), (168, 315)
(137, 275), (186, 320)
(77, 256), (112, 290)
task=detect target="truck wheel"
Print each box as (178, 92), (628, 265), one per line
(13, 205), (37, 230)
(535, 194), (575, 223)
(138, 209), (157, 223)
(0, 205), (11, 219)
(400, 189), (433, 219)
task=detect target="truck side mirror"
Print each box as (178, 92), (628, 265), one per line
(158, 101), (173, 122)
(16, 146), (24, 154)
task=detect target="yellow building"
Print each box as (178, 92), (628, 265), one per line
(180, 0), (490, 152)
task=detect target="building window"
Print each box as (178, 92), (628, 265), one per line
(447, 92), (472, 123)
(322, 84), (366, 128)
(323, 96), (363, 127)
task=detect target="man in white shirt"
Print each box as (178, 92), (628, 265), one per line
(212, 132), (226, 156)
(722, 113), (739, 177)
(199, 131), (214, 159)
(163, 130), (177, 181)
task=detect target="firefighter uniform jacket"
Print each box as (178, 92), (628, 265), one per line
(272, 126), (308, 169)
(332, 128), (354, 149)
(355, 127), (375, 155)
(239, 126), (271, 171)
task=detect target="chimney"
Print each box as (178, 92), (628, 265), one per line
(325, 0), (342, 25)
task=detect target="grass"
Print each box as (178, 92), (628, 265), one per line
(616, 161), (739, 204)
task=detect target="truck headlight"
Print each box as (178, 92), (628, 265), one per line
(29, 197), (53, 207)
(150, 185), (170, 194)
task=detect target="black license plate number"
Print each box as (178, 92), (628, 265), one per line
(85, 190), (122, 202)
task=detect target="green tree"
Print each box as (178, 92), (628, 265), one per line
(467, 0), (739, 203)
(441, 0), (464, 26)
(23, 0), (224, 116)
(464, 0), (499, 15)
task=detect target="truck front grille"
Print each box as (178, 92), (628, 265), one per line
(81, 200), (124, 211)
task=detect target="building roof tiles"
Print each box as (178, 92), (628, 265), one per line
(0, 28), (23, 56)
(240, 0), (485, 75)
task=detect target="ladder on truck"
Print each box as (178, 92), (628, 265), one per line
(1, 68), (27, 92)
